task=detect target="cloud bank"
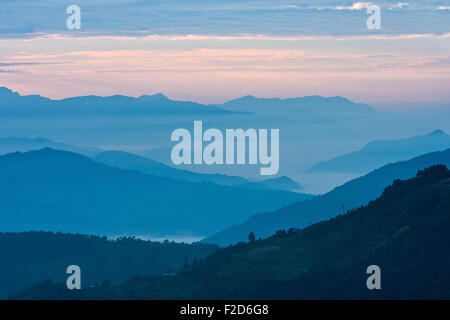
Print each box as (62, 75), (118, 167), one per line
(0, 0), (448, 38)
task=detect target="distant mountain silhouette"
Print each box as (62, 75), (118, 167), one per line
(137, 93), (170, 102)
(93, 151), (302, 191)
(0, 137), (102, 156)
(0, 87), (51, 105)
(142, 146), (181, 164)
(238, 176), (302, 191)
(93, 150), (249, 186)
(0, 148), (307, 237)
(256, 176), (301, 190)
(16, 165), (450, 299)
(309, 130), (450, 174)
(206, 148), (450, 245)
(1, 87), (378, 117)
(218, 95), (376, 116)
(0, 87), (229, 115)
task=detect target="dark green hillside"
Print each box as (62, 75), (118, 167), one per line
(0, 232), (217, 299)
(15, 165), (450, 299)
(207, 148), (450, 245)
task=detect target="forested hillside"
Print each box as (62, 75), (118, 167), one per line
(13, 165), (450, 299)
(0, 232), (217, 299)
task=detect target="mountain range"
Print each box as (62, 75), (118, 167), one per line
(309, 130), (450, 174)
(0, 137), (302, 191)
(206, 148), (450, 245)
(0, 148), (306, 237)
(0, 137), (102, 157)
(218, 95), (377, 116)
(1, 87), (377, 117)
(14, 165), (450, 299)
(0, 87), (229, 115)
(93, 151), (301, 191)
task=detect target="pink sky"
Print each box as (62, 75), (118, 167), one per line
(1, 34), (449, 105)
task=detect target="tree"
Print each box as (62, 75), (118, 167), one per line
(248, 232), (256, 242)
(275, 229), (286, 237)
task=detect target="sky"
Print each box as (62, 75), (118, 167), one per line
(0, 0), (449, 106)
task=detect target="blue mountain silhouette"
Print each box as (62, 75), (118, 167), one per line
(1, 86), (376, 117)
(309, 130), (450, 174)
(93, 150), (302, 191)
(0, 136), (102, 156)
(206, 148), (450, 245)
(0, 148), (306, 237)
(218, 95), (376, 115)
(0, 87), (229, 115)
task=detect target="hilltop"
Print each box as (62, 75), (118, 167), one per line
(14, 165), (450, 299)
(309, 130), (450, 174)
(0, 148), (306, 237)
(206, 148), (450, 245)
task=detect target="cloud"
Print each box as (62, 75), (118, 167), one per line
(390, 3), (411, 9)
(421, 56), (450, 67)
(332, 2), (372, 10)
(0, 62), (43, 66)
(4, 46), (447, 76)
(4, 32), (448, 44)
(0, 1), (449, 39)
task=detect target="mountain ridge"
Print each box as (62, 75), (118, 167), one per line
(218, 94), (377, 115)
(1, 86), (377, 116)
(206, 148), (450, 245)
(93, 150), (302, 191)
(14, 165), (450, 299)
(308, 129), (450, 174)
(0, 136), (102, 157)
(0, 87), (230, 115)
(0, 148), (306, 237)
(0, 231), (217, 299)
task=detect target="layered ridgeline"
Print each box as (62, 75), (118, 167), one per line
(206, 148), (450, 245)
(0, 87), (229, 115)
(0, 138), (301, 191)
(0, 148), (307, 237)
(217, 95), (376, 116)
(0, 87), (378, 117)
(0, 232), (217, 299)
(0, 137), (102, 156)
(309, 130), (450, 174)
(93, 151), (302, 191)
(14, 165), (450, 299)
